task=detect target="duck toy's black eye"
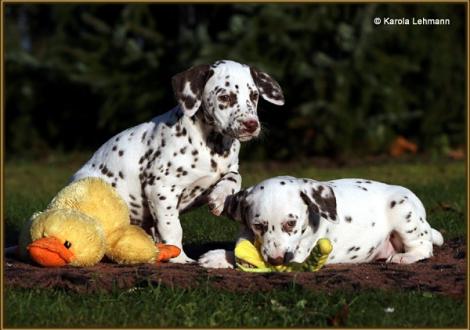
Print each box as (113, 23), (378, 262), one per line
(64, 240), (72, 249)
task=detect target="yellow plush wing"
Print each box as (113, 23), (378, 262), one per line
(234, 239), (272, 272)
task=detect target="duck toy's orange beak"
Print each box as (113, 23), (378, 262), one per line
(27, 237), (75, 267)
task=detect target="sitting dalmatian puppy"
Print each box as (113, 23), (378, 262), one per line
(72, 60), (285, 263)
(199, 176), (444, 268)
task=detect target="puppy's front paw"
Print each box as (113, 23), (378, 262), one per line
(208, 176), (241, 216)
(208, 189), (229, 216)
(198, 249), (235, 269)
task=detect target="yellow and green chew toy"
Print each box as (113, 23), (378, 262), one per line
(235, 238), (333, 273)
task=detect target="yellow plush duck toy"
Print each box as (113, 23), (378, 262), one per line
(234, 238), (333, 273)
(18, 177), (180, 267)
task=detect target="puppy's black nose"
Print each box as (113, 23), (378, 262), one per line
(284, 251), (294, 264)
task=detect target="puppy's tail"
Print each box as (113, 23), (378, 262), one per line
(431, 228), (444, 246)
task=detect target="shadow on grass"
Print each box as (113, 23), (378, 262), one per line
(184, 241), (235, 260)
(4, 223), (20, 247)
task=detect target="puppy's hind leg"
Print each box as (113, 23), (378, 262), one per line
(386, 192), (435, 264)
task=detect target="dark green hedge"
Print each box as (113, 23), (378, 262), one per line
(5, 4), (466, 160)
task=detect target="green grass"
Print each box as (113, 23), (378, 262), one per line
(4, 285), (466, 327)
(4, 154), (467, 327)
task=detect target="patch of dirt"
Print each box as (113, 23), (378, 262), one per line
(4, 238), (466, 298)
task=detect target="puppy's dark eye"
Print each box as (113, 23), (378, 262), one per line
(253, 223), (265, 233)
(64, 240), (72, 249)
(286, 220), (296, 228)
(218, 95), (230, 103)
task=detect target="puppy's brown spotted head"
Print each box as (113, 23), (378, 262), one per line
(224, 176), (338, 266)
(172, 60), (285, 141)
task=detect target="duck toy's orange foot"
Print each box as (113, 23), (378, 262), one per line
(27, 237), (75, 267)
(156, 243), (181, 262)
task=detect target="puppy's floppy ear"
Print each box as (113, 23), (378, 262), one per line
(223, 188), (251, 223)
(171, 64), (214, 117)
(299, 180), (338, 224)
(250, 66), (285, 106)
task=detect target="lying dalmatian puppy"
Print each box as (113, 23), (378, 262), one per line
(72, 60), (285, 263)
(199, 176), (444, 268)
